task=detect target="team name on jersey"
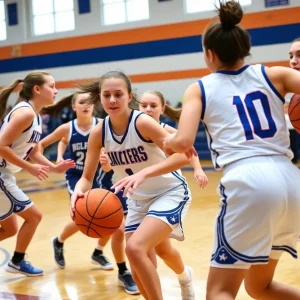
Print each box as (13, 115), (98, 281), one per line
(107, 146), (148, 166)
(27, 130), (41, 143)
(72, 142), (88, 152)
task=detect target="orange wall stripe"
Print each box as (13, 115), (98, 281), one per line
(0, 7), (299, 60)
(5, 60), (289, 92)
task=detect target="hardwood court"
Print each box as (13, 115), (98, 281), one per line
(0, 167), (300, 299)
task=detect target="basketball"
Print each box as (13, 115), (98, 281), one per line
(73, 188), (124, 238)
(288, 94), (300, 133)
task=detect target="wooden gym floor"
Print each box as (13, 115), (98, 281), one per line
(0, 164), (300, 300)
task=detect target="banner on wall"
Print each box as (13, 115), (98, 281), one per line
(265, 0), (289, 7)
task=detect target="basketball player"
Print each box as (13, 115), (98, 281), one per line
(0, 71), (75, 276)
(162, 1), (300, 299)
(38, 93), (139, 295)
(70, 71), (195, 300)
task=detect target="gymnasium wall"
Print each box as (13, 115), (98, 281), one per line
(0, 0), (299, 106)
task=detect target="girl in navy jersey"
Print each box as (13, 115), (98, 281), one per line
(0, 71), (75, 276)
(38, 92), (138, 295)
(164, 1), (300, 299)
(70, 71), (195, 300)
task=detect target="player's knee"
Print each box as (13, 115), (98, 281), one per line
(5, 223), (18, 237)
(244, 280), (267, 299)
(112, 227), (124, 242)
(155, 246), (169, 260)
(125, 240), (143, 260)
(31, 210), (42, 226)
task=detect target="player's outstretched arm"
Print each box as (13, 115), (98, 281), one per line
(164, 82), (202, 156)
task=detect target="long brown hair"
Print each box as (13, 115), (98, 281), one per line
(77, 71), (139, 110)
(141, 90), (181, 123)
(0, 70), (51, 120)
(41, 92), (105, 117)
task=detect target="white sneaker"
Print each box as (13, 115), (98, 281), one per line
(179, 266), (195, 300)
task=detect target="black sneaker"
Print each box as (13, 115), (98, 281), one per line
(91, 254), (114, 270)
(52, 237), (65, 269)
(118, 270), (140, 295)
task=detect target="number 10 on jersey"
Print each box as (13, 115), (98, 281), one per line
(233, 91), (277, 141)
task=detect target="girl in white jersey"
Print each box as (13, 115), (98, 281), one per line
(38, 93), (138, 295)
(0, 71), (75, 277)
(71, 71), (194, 300)
(163, 1), (300, 299)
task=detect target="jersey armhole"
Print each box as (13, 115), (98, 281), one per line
(102, 118), (106, 148)
(260, 65), (285, 104)
(68, 121), (73, 143)
(135, 112), (153, 143)
(198, 79), (206, 120)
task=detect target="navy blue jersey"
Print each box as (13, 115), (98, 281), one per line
(65, 118), (112, 187)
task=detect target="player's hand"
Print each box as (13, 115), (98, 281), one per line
(111, 171), (147, 197)
(56, 156), (64, 164)
(99, 147), (110, 166)
(27, 164), (50, 181)
(53, 159), (76, 173)
(194, 169), (208, 189)
(70, 191), (84, 219)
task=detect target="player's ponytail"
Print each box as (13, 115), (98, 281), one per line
(203, 0), (250, 67)
(41, 92), (78, 115)
(0, 79), (23, 120)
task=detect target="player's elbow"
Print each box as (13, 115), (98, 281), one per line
(174, 137), (194, 153)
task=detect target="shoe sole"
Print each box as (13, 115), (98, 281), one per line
(118, 279), (140, 295)
(90, 258), (114, 270)
(51, 237), (65, 269)
(5, 265), (43, 277)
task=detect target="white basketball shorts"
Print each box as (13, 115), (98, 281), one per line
(0, 170), (33, 221)
(211, 155), (300, 269)
(125, 184), (191, 241)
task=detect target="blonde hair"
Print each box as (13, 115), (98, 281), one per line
(142, 90), (181, 123)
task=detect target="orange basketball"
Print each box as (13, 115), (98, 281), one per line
(73, 188), (123, 238)
(288, 94), (300, 133)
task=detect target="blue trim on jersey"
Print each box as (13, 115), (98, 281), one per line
(102, 117), (106, 148)
(108, 109), (134, 144)
(203, 123), (220, 169)
(216, 65), (250, 75)
(271, 245), (297, 258)
(211, 183), (270, 264)
(198, 79), (206, 120)
(260, 65), (285, 104)
(160, 122), (167, 128)
(135, 112), (153, 143)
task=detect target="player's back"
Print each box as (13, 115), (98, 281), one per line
(200, 64), (293, 170)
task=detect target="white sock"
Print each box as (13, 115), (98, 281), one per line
(177, 266), (190, 281)
(57, 236), (64, 243)
(96, 244), (103, 251)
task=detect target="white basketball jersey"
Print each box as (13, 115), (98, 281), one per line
(103, 110), (186, 200)
(200, 64), (292, 170)
(0, 101), (42, 173)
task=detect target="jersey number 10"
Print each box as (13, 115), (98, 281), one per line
(233, 91), (277, 141)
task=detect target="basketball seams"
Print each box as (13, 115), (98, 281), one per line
(87, 190), (110, 236)
(92, 203), (123, 220)
(74, 188), (124, 238)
